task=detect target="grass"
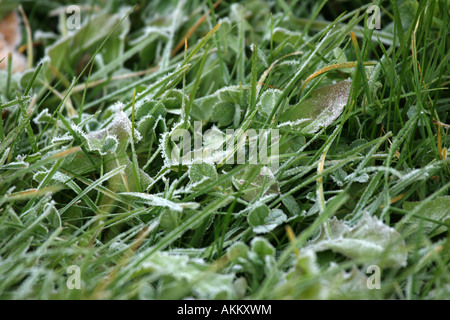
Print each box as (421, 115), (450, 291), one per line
(0, 0), (449, 300)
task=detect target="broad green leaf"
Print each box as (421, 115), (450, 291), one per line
(133, 252), (237, 299)
(211, 101), (235, 127)
(272, 27), (303, 45)
(159, 209), (180, 231)
(253, 208), (287, 234)
(227, 241), (249, 260)
(401, 196), (450, 237)
(257, 88), (285, 118)
(189, 163), (218, 184)
(307, 214), (407, 268)
(251, 237), (275, 257)
(232, 166), (280, 202)
(281, 194), (301, 216)
(135, 99), (166, 120)
(248, 204), (270, 227)
(163, 89), (188, 109)
(78, 107), (152, 192)
(279, 79), (352, 133)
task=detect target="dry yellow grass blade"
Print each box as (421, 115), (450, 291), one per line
(300, 61), (375, 95)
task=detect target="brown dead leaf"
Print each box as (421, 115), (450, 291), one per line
(0, 11), (27, 73)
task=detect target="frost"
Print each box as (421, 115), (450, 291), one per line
(120, 192), (199, 212)
(0, 147), (10, 167)
(252, 208), (287, 234)
(231, 166), (280, 202)
(280, 79), (352, 133)
(70, 122), (86, 136)
(33, 108), (53, 125)
(1, 160), (29, 170)
(189, 163), (218, 185)
(50, 133), (73, 144)
(84, 108), (140, 155)
(277, 60), (301, 67)
(135, 251), (237, 299)
(278, 118), (311, 128)
(401, 196), (450, 237)
(129, 26), (170, 45)
(257, 88), (284, 118)
(306, 214), (407, 268)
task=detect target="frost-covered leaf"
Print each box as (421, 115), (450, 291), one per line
(257, 88), (285, 118)
(159, 209), (180, 231)
(1, 160), (29, 170)
(272, 27), (303, 45)
(280, 80), (352, 133)
(163, 89), (188, 109)
(211, 101), (235, 127)
(331, 167), (348, 187)
(253, 208), (287, 234)
(136, 115), (155, 134)
(44, 201), (61, 229)
(232, 166), (280, 202)
(270, 249), (326, 299)
(84, 106), (141, 155)
(135, 99), (166, 120)
(191, 96), (216, 121)
(189, 163), (217, 185)
(307, 214), (407, 268)
(401, 196), (450, 236)
(0, 147), (10, 167)
(33, 109), (55, 125)
(75, 105), (152, 192)
(101, 135), (118, 154)
(217, 86), (242, 104)
(134, 252), (237, 299)
(192, 86), (246, 122)
(346, 172), (370, 184)
(281, 194), (301, 216)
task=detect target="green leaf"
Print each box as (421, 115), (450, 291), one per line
(248, 204), (270, 227)
(402, 196), (450, 237)
(227, 241), (249, 260)
(232, 166), (280, 202)
(189, 163), (218, 184)
(257, 88), (285, 118)
(211, 101), (235, 127)
(281, 194), (301, 216)
(307, 214), (407, 268)
(159, 209), (180, 231)
(251, 237), (275, 257)
(163, 89), (188, 109)
(135, 99), (166, 120)
(272, 27), (303, 45)
(134, 252), (237, 299)
(253, 208), (287, 234)
(44, 202), (61, 229)
(280, 80), (352, 133)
